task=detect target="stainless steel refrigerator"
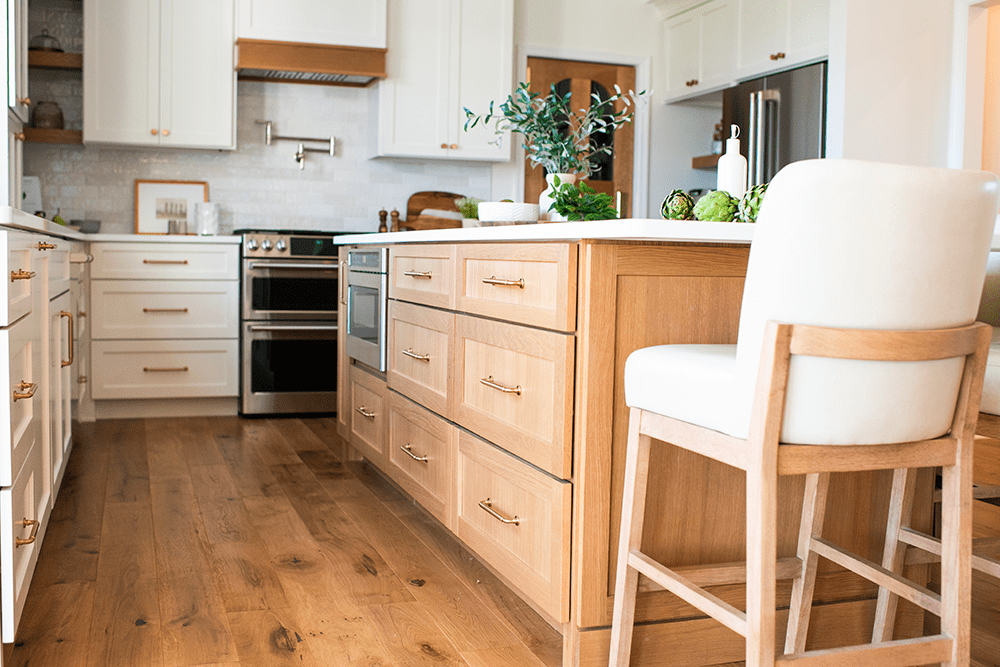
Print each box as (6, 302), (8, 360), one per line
(722, 61), (827, 188)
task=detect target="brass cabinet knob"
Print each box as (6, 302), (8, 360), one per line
(450, 143), (457, 149)
(17, 97), (29, 106)
(161, 129), (170, 136)
(685, 79), (699, 87)
(14, 132), (24, 141)
(151, 129), (158, 135)
(440, 143), (448, 149)
(769, 52), (786, 60)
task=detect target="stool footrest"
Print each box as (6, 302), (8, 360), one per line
(637, 556), (804, 592)
(899, 527), (1000, 578)
(776, 635), (954, 667)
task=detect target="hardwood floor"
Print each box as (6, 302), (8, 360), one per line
(8, 417), (562, 667)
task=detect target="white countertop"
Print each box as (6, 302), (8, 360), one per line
(1, 207), (87, 240)
(85, 233), (241, 244)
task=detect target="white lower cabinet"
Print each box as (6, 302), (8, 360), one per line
(48, 291), (73, 495)
(91, 339), (238, 400)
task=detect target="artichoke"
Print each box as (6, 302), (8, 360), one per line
(660, 189), (695, 220)
(737, 184), (768, 223)
(693, 190), (739, 222)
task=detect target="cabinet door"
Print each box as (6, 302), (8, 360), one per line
(337, 247), (349, 438)
(787, 0), (829, 65)
(84, 0), (160, 145)
(48, 291), (71, 496)
(7, 112), (23, 211)
(6, 0), (29, 123)
(665, 13), (700, 99)
(238, 0), (387, 49)
(699, 1), (736, 87)
(160, 0), (236, 149)
(737, 0), (788, 75)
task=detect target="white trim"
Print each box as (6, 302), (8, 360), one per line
(948, 0), (1000, 169)
(495, 45), (652, 218)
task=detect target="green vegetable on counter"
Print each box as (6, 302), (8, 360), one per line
(737, 184), (767, 223)
(660, 189), (695, 220)
(693, 190), (739, 222)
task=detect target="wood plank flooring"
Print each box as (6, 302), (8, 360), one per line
(8, 417), (562, 667)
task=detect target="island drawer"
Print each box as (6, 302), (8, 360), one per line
(350, 365), (388, 469)
(456, 431), (571, 623)
(387, 301), (454, 418)
(91, 280), (239, 340)
(453, 314), (574, 479)
(389, 245), (456, 309)
(90, 242), (239, 281)
(1, 310), (39, 488)
(2, 231), (36, 327)
(387, 392), (457, 531)
(455, 243), (577, 331)
(90, 339), (238, 399)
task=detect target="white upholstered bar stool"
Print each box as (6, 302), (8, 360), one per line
(609, 159), (1000, 667)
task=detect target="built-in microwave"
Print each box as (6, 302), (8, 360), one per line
(345, 247), (388, 372)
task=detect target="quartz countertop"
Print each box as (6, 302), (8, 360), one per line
(84, 233), (242, 244)
(1, 207), (87, 239)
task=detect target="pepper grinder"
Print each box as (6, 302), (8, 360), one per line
(390, 209), (400, 232)
(378, 209), (388, 233)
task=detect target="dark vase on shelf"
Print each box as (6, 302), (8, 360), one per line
(32, 101), (64, 129)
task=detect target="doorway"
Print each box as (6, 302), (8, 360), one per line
(524, 57), (637, 217)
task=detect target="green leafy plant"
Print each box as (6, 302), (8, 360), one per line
(547, 175), (618, 221)
(464, 82), (646, 178)
(454, 197), (482, 219)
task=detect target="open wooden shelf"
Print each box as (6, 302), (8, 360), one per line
(27, 50), (82, 70)
(692, 154), (721, 170)
(23, 127), (83, 144)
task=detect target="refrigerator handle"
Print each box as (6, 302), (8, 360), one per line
(754, 92), (766, 187)
(761, 89), (781, 184)
(748, 92), (758, 188)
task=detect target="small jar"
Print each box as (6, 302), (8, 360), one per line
(32, 101), (64, 129)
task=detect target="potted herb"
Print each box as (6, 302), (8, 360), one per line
(454, 196), (482, 227)
(548, 175), (619, 221)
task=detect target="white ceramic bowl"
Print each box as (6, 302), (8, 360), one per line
(477, 202), (540, 225)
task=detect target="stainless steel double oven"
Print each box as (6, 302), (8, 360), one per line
(239, 230), (342, 415)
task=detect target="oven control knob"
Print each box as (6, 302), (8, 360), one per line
(276, 239), (287, 252)
(262, 239), (273, 251)
(246, 238), (259, 251)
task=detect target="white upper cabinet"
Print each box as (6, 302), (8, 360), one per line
(737, 0), (828, 78)
(6, 0), (29, 124)
(663, 0), (736, 102)
(237, 0), (387, 49)
(371, 0), (513, 162)
(84, 0), (236, 149)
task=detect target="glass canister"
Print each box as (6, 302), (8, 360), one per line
(194, 202), (220, 236)
(32, 101), (64, 129)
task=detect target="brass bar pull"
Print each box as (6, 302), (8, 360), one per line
(12, 381), (36, 402)
(15, 518), (39, 547)
(403, 270), (433, 279)
(480, 376), (521, 396)
(143, 259), (189, 265)
(356, 406), (376, 419)
(60, 311), (73, 367)
(143, 366), (189, 373)
(36, 241), (56, 250)
(402, 348), (431, 362)
(10, 269), (35, 282)
(400, 444), (429, 463)
(142, 307), (189, 313)
(482, 276), (524, 289)
(478, 498), (519, 526)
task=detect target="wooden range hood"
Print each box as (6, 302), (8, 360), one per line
(236, 39), (387, 87)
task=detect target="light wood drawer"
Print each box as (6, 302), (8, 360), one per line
(389, 245), (456, 309)
(91, 242), (239, 280)
(0, 311), (41, 488)
(387, 392), (457, 531)
(455, 243), (577, 331)
(387, 300), (454, 418)
(453, 314), (574, 479)
(1, 231), (36, 327)
(1, 435), (49, 642)
(91, 339), (238, 399)
(91, 280), (239, 340)
(350, 365), (388, 469)
(457, 431), (570, 623)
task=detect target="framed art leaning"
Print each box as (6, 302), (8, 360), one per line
(134, 179), (209, 234)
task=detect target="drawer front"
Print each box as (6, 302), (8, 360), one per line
(457, 431), (570, 623)
(2, 231), (36, 326)
(92, 280), (239, 340)
(1, 436), (49, 642)
(387, 392), (457, 531)
(389, 245), (456, 309)
(453, 314), (574, 478)
(47, 241), (71, 298)
(350, 365), (387, 469)
(455, 243), (577, 331)
(0, 311), (41, 488)
(387, 300), (454, 418)
(91, 339), (238, 399)
(91, 242), (239, 280)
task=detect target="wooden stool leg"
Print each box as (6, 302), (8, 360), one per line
(784, 472), (831, 654)
(873, 467), (918, 643)
(940, 438), (974, 667)
(746, 435), (779, 667)
(609, 409), (654, 667)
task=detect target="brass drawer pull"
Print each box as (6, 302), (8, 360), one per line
(356, 406), (376, 419)
(478, 498), (519, 526)
(143, 307), (189, 313)
(480, 376), (521, 396)
(15, 518), (39, 547)
(60, 311), (73, 367)
(36, 241), (56, 250)
(143, 366), (189, 373)
(402, 348), (431, 362)
(482, 276), (524, 289)
(400, 444), (429, 463)
(769, 52), (786, 61)
(12, 381), (36, 402)
(143, 259), (189, 265)
(403, 270), (433, 279)
(10, 269), (35, 282)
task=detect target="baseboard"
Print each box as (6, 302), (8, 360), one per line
(95, 397), (238, 419)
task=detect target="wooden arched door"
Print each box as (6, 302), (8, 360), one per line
(524, 57), (636, 217)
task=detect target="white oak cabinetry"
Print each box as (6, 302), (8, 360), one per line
(349, 364), (388, 469)
(663, 1), (737, 102)
(736, 0), (829, 78)
(237, 0), (387, 48)
(89, 241), (239, 414)
(84, 0), (236, 149)
(371, 0), (513, 161)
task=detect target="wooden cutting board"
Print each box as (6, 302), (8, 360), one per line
(399, 190), (466, 231)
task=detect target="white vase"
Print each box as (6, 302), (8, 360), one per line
(539, 173), (576, 222)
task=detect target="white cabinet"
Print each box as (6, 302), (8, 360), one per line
(6, 0), (29, 124)
(371, 0), (513, 162)
(737, 0), (828, 78)
(663, 1), (737, 102)
(47, 290), (72, 495)
(84, 0), (236, 149)
(237, 0), (386, 48)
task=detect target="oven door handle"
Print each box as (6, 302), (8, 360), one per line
(247, 262), (339, 270)
(248, 324), (339, 332)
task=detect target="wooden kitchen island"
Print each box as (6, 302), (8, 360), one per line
(335, 221), (933, 667)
